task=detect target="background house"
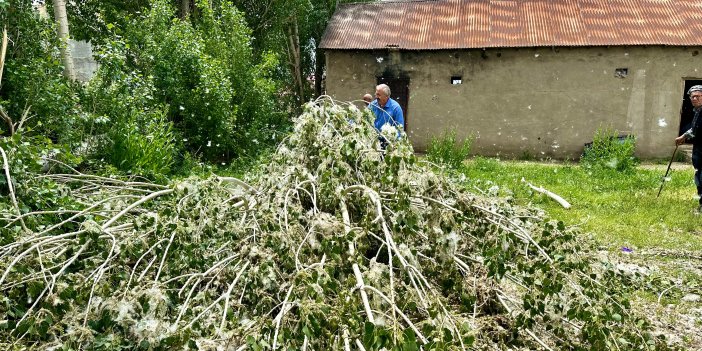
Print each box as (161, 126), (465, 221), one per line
(319, 0), (702, 159)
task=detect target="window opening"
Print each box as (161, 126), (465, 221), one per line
(614, 68), (628, 78)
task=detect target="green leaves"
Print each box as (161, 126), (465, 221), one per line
(581, 126), (638, 173)
(0, 1), (82, 144)
(427, 129), (473, 169)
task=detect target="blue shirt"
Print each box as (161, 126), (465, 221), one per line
(370, 98), (404, 132)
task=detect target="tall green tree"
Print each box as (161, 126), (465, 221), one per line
(66, 0), (369, 106)
(231, 0), (370, 102)
(86, 0), (284, 162)
(66, 0), (150, 44)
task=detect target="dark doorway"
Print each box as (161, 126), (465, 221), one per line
(680, 79), (702, 135)
(377, 76), (410, 130)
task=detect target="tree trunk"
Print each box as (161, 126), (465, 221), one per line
(51, 0), (76, 81)
(286, 19), (305, 104)
(314, 48), (324, 98)
(0, 27), (12, 135)
(0, 27), (7, 87)
(181, 0), (191, 18)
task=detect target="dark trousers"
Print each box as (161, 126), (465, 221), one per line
(692, 147), (702, 205)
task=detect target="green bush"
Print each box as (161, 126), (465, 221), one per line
(106, 108), (176, 177)
(427, 129), (472, 169)
(581, 127), (638, 172)
(674, 149), (688, 163)
(84, 51), (177, 178)
(0, 1), (83, 144)
(117, 0), (286, 162)
(3, 0), (289, 178)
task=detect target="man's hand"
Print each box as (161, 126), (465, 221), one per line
(675, 135), (687, 145)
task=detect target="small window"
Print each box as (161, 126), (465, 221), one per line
(451, 76), (462, 85)
(614, 68), (628, 78)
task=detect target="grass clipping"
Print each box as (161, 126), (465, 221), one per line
(1, 99), (668, 350)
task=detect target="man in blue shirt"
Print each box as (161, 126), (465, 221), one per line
(369, 84), (404, 148)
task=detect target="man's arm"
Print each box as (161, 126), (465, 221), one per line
(677, 127), (695, 145)
(392, 102), (404, 129)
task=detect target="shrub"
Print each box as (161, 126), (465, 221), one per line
(581, 127), (638, 172)
(427, 128), (472, 169)
(120, 0), (286, 162)
(674, 148), (688, 163)
(0, 131), (81, 224)
(0, 1), (83, 145)
(519, 150), (535, 161)
(107, 108), (176, 177)
(84, 43), (177, 178)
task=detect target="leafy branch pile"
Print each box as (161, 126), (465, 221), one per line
(1, 99), (669, 350)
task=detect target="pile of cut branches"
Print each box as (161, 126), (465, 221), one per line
(1, 99), (669, 350)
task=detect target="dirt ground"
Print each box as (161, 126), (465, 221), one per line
(616, 249), (702, 349)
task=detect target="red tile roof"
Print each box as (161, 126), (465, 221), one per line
(320, 0), (702, 49)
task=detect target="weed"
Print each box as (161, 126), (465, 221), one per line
(581, 126), (638, 172)
(427, 128), (472, 169)
(674, 148), (688, 163)
(519, 150), (535, 161)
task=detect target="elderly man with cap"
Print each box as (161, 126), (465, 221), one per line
(369, 84), (404, 149)
(675, 85), (702, 211)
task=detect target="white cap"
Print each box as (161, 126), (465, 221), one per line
(687, 85), (702, 95)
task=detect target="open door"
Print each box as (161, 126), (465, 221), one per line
(377, 76), (409, 131)
(680, 80), (702, 135)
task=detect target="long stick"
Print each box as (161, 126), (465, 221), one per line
(657, 145), (678, 198)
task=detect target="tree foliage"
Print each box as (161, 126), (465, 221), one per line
(0, 0), (82, 144)
(231, 0), (371, 101)
(86, 0), (285, 163)
(1, 0), (291, 177)
(67, 0), (371, 105)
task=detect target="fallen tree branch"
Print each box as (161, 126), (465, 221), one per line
(522, 178), (571, 209)
(352, 263), (375, 323)
(0, 98), (666, 350)
(0, 146), (26, 231)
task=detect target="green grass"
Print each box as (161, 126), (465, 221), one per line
(461, 157), (702, 251)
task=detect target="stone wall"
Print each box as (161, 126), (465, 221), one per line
(325, 46), (702, 159)
(69, 40), (98, 83)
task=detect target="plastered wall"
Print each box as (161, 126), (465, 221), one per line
(325, 46), (702, 159)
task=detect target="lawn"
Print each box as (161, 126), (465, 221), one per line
(460, 157), (702, 252)
(460, 157), (702, 347)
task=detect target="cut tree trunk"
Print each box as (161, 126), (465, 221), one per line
(0, 26), (13, 135)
